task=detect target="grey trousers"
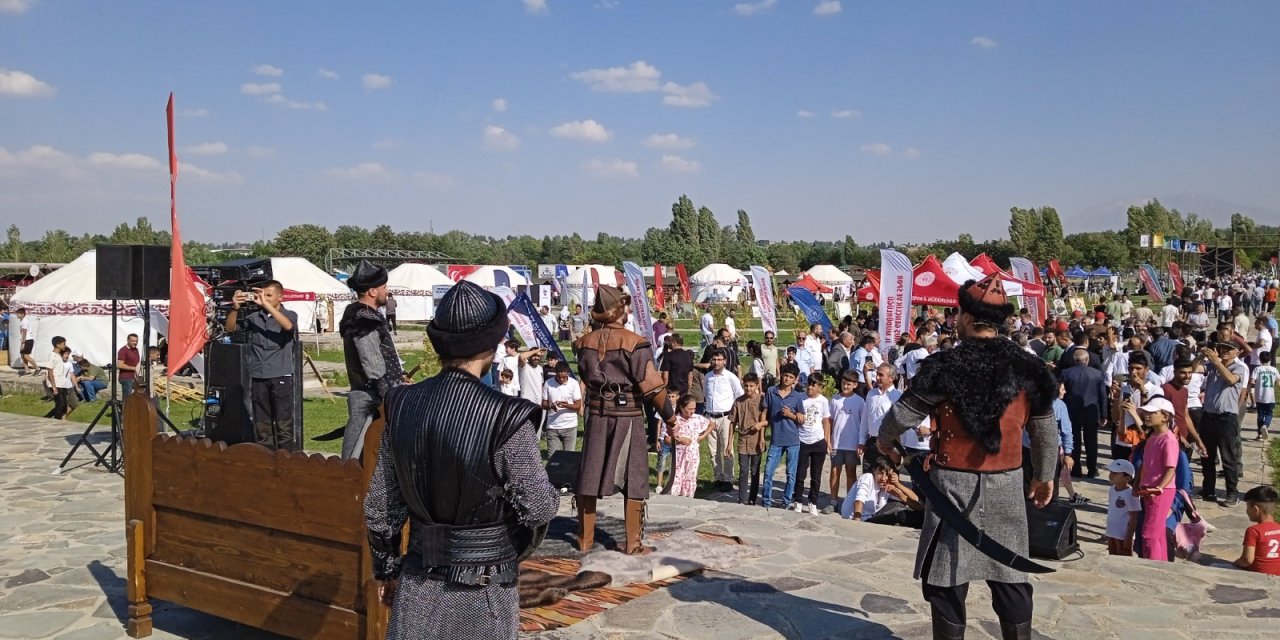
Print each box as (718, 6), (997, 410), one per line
(341, 389), (380, 460)
(545, 428), (577, 455)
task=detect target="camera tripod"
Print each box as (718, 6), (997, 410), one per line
(55, 396), (124, 474)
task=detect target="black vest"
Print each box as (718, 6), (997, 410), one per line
(383, 368), (542, 579)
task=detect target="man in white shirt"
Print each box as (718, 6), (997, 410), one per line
(700, 307), (715, 349)
(16, 308), (38, 374)
(805, 324), (827, 370)
(860, 363), (902, 469)
(539, 306), (556, 335)
(793, 334), (817, 383)
(724, 308), (738, 342)
(703, 350), (745, 491)
(518, 348), (547, 407)
(1160, 298), (1180, 328)
(827, 371), (866, 508)
(897, 335), (937, 381)
(1217, 292), (1233, 322)
(1120, 295), (1134, 320)
(541, 362), (582, 456)
(1114, 351), (1163, 461)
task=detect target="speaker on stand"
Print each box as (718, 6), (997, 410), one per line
(1026, 500), (1080, 560)
(202, 341), (254, 445)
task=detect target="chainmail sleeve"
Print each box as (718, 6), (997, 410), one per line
(1027, 412), (1061, 484)
(363, 427), (407, 581)
(496, 421), (559, 527)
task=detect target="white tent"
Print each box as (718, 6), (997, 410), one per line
(269, 257), (354, 333)
(386, 263), (451, 321)
(803, 264), (854, 300)
(8, 251), (162, 367)
(690, 263), (748, 303)
(941, 253), (986, 285)
(562, 265), (619, 307)
(463, 265), (530, 290)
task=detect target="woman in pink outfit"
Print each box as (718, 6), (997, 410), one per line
(670, 395), (711, 497)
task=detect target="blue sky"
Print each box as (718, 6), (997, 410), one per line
(2, 0), (1278, 244)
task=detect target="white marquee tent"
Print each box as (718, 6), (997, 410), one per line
(690, 263), (748, 303)
(462, 265), (530, 290)
(269, 257), (355, 333)
(563, 265), (620, 308)
(386, 263), (452, 321)
(803, 264), (854, 299)
(941, 253), (987, 285)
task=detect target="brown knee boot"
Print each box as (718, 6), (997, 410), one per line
(624, 499), (654, 555)
(576, 496), (597, 553)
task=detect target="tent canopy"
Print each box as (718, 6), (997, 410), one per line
(856, 255), (1046, 307)
(942, 252), (986, 285)
(463, 265), (530, 289)
(563, 265), (617, 307)
(386, 263), (451, 322)
(792, 273), (833, 294)
(689, 263), (748, 303)
(1064, 265), (1090, 279)
(804, 264), (853, 284)
(969, 253), (1012, 277)
(1089, 267), (1113, 277)
(269, 257), (354, 333)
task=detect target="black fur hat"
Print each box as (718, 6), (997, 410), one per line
(427, 281), (509, 360)
(957, 275), (1015, 327)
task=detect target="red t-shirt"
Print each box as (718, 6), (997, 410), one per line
(1161, 383), (1189, 440)
(1244, 521), (1280, 576)
(117, 346), (139, 381)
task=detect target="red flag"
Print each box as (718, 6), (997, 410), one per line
(675, 263), (690, 302)
(1047, 259), (1066, 283)
(1167, 262), (1184, 293)
(166, 94), (208, 376)
(653, 263), (665, 310)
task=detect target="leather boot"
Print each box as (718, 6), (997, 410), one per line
(931, 615), (966, 640)
(624, 499), (654, 555)
(576, 496), (596, 553)
(999, 621), (1031, 640)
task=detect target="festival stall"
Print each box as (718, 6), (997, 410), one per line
(689, 263), (748, 303)
(1064, 265), (1090, 279)
(269, 257), (355, 334)
(386, 263), (451, 321)
(857, 254), (1047, 309)
(562, 265), (618, 308)
(462, 265), (531, 290)
(969, 253), (1012, 277)
(803, 264), (854, 298)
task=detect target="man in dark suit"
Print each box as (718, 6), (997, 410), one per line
(1057, 329), (1103, 373)
(1059, 349), (1108, 477)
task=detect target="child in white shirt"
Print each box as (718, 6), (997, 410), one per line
(1104, 459), (1142, 556)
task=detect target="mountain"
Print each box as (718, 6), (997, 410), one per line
(1067, 193), (1279, 232)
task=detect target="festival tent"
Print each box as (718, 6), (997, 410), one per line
(857, 255), (1047, 306)
(386, 263), (452, 321)
(563, 265), (618, 307)
(689, 263), (748, 303)
(8, 250), (162, 367)
(1064, 265), (1090, 279)
(463, 265), (531, 290)
(793, 273), (835, 295)
(942, 253), (987, 284)
(855, 270), (880, 302)
(1089, 267), (1113, 278)
(804, 264), (854, 295)
(269, 257), (355, 334)
(969, 253), (1012, 277)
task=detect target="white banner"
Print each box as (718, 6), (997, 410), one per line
(538, 284), (552, 307)
(750, 265), (778, 337)
(878, 249), (914, 355)
(494, 286), (536, 347)
(623, 261), (657, 353)
(1008, 257), (1042, 325)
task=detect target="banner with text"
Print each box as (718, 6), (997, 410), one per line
(493, 287), (535, 347)
(751, 265), (778, 337)
(623, 262), (657, 354)
(1138, 264), (1166, 301)
(653, 263), (665, 310)
(878, 249), (914, 355)
(1167, 261), (1184, 294)
(1009, 257), (1044, 325)
(509, 291), (570, 369)
(786, 286), (833, 336)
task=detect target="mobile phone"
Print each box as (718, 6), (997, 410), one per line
(1113, 373), (1129, 384)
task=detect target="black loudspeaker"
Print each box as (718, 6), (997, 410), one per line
(204, 342), (253, 445)
(96, 244), (171, 300)
(545, 450), (581, 493)
(1026, 500), (1080, 560)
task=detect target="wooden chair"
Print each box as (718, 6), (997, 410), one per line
(123, 393), (388, 639)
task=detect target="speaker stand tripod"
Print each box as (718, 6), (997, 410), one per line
(55, 397), (123, 474)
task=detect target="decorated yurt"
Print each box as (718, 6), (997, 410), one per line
(689, 263), (748, 303)
(803, 264), (854, 297)
(386, 263), (452, 321)
(268, 257), (355, 334)
(563, 265), (619, 308)
(462, 265), (531, 290)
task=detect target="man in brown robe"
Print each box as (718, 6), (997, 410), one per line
(574, 285), (674, 555)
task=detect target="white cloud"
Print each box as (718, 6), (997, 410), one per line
(317, 68), (340, 80)
(642, 133), (695, 149)
(970, 36), (997, 49)
(178, 108), (208, 117)
(183, 142), (228, 156)
(813, 1), (841, 16)
(412, 171), (456, 189)
(87, 151), (164, 171)
(483, 125), (521, 151)
(251, 64), (283, 77)
(523, 0), (548, 14)
(595, 0), (619, 8)
(570, 60), (662, 93)
(323, 162), (396, 181)
(796, 110), (815, 118)
(661, 81), (717, 108)
(491, 97), (507, 113)
(372, 137), (402, 149)
(658, 154), (701, 173)
(240, 82), (281, 95)
(549, 119), (613, 142)
(859, 143), (892, 157)
(902, 147), (920, 159)
(183, 163), (244, 184)
(245, 146), (276, 158)
(733, 0), (777, 16)
(582, 158), (638, 178)
(0, 144), (74, 174)
(830, 109), (861, 119)
(362, 73), (393, 90)
(0, 67), (55, 97)
(265, 94), (328, 111)
(0, 0), (34, 15)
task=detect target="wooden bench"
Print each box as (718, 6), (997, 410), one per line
(122, 393), (389, 639)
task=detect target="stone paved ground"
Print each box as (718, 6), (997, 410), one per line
(2, 410), (1277, 640)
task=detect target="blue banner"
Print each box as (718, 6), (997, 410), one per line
(509, 291), (571, 374)
(786, 286), (833, 335)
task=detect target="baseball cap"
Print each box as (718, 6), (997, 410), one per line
(1138, 396), (1175, 415)
(1106, 459), (1135, 476)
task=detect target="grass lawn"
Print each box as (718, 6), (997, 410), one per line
(1271, 438), (1280, 490)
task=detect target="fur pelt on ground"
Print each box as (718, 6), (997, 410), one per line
(517, 568), (613, 608)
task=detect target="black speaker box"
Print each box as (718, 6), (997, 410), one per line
(96, 244), (171, 300)
(203, 342), (253, 445)
(545, 450), (581, 493)
(1026, 500), (1079, 560)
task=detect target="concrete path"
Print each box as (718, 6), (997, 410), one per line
(1, 410), (1277, 639)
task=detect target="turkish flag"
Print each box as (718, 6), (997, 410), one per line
(653, 263), (665, 310)
(166, 94), (209, 376)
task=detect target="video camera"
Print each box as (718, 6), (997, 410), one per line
(193, 258), (274, 326)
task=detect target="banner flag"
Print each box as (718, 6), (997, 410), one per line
(622, 262), (657, 355)
(675, 263), (691, 302)
(750, 265), (778, 337)
(653, 263), (665, 311)
(1009, 257), (1044, 325)
(1138, 264), (1166, 301)
(786, 286), (833, 337)
(878, 249), (914, 355)
(165, 93), (208, 376)
(446, 265), (479, 282)
(579, 266), (591, 324)
(509, 291), (569, 368)
(1047, 259), (1067, 283)
(1167, 261), (1184, 293)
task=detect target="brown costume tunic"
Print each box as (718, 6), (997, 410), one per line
(574, 322), (668, 500)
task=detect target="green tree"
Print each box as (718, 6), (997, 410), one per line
(640, 227), (682, 265)
(668, 195), (700, 264)
(1008, 207), (1038, 256)
(841, 235), (858, 265)
(272, 224), (335, 266)
(697, 206), (720, 265)
(1230, 212), (1257, 236)
(1063, 231), (1130, 269)
(370, 224), (398, 249)
(766, 242), (800, 274)
(6, 224), (20, 262)
(333, 225), (372, 249)
(1032, 206), (1064, 263)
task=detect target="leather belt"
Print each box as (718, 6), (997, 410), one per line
(418, 562), (517, 587)
(705, 411), (729, 418)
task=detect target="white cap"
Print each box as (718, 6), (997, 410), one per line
(1138, 396), (1175, 415)
(1107, 459), (1135, 476)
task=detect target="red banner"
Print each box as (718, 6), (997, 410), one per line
(653, 263), (665, 310)
(281, 289), (316, 302)
(1167, 262), (1184, 293)
(165, 93), (209, 377)
(446, 265), (479, 282)
(1047, 259), (1066, 283)
(675, 264), (690, 302)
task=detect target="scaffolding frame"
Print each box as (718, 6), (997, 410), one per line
(325, 248), (456, 274)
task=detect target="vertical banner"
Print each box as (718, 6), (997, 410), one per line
(653, 263), (665, 310)
(579, 266), (591, 324)
(1138, 264), (1166, 300)
(675, 263), (691, 302)
(622, 262), (657, 353)
(509, 291), (570, 368)
(553, 264), (569, 302)
(878, 249), (914, 356)
(492, 287), (535, 346)
(1167, 262), (1184, 293)
(750, 265), (778, 336)
(538, 284), (551, 306)
(165, 93), (208, 376)
(1047, 259), (1066, 284)
(786, 286), (833, 336)
(1009, 257), (1044, 325)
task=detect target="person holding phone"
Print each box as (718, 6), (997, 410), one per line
(224, 279), (299, 451)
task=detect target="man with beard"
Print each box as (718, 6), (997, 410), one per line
(878, 274), (1059, 640)
(315, 260), (407, 459)
(364, 281), (558, 639)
